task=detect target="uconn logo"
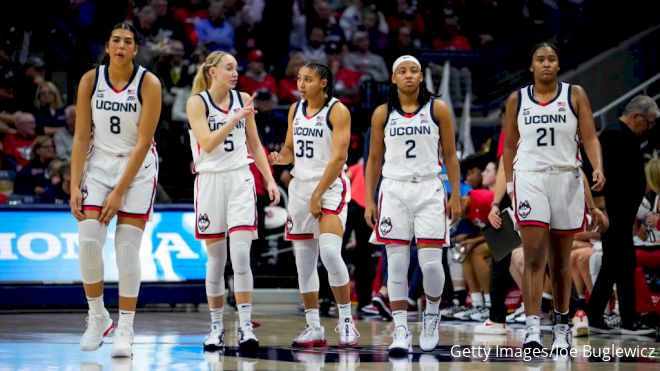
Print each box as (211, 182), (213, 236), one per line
(95, 100), (138, 112)
(524, 114), (566, 125)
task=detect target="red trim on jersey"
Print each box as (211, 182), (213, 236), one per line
(403, 112), (415, 118)
(321, 175), (347, 215)
(518, 221), (550, 228)
(538, 101), (550, 107)
(117, 211), (149, 220)
(286, 232), (315, 240)
(417, 238), (446, 245)
(229, 226), (258, 233)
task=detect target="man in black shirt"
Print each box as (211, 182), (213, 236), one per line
(586, 95), (659, 335)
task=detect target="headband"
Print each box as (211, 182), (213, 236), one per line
(392, 55), (421, 73)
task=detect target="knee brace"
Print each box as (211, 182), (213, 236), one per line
(386, 245), (410, 301)
(229, 230), (253, 293)
(294, 239), (320, 293)
(319, 233), (349, 287)
(418, 248), (444, 298)
(205, 240), (228, 297)
(115, 224), (144, 298)
(78, 219), (108, 284)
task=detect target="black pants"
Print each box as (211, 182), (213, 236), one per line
(342, 201), (376, 310)
(489, 252), (514, 323)
(587, 208), (637, 327)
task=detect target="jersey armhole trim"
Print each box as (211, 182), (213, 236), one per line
(197, 93), (209, 118)
(516, 89), (522, 115)
(137, 69), (147, 104)
(91, 66), (100, 98)
(567, 84), (578, 117)
(293, 99), (302, 118)
(430, 98), (440, 126)
(382, 107), (391, 133)
(326, 99), (339, 131)
(235, 89), (244, 107)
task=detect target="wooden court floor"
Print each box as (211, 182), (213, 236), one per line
(1, 304), (658, 370)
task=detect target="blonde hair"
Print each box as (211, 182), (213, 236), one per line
(30, 135), (54, 161)
(34, 81), (64, 110)
(645, 157), (660, 193)
(191, 51), (230, 96)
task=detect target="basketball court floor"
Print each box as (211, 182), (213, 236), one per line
(1, 304), (658, 370)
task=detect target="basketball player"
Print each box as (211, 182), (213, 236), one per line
(70, 23), (162, 357)
(364, 55), (461, 354)
(502, 42), (605, 353)
(187, 51), (281, 352)
(268, 62), (359, 348)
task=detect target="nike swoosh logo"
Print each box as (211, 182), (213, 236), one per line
(145, 163), (152, 169)
(98, 89), (107, 92)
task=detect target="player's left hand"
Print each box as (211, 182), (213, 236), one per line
(591, 168), (605, 191)
(448, 194), (461, 225)
(590, 207), (609, 233)
(310, 191), (323, 220)
(266, 181), (281, 206)
(99, 189), (123, 225)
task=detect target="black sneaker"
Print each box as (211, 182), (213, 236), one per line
(621, 322), (655, 336)
(589, 320), (620, 335)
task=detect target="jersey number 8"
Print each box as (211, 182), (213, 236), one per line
(110, 116), (121, 134)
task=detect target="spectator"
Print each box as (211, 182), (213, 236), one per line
(238, 49), (277, 96)
(302, 27), (327, 64)
(305, 0), (345, 46)
(173, 0), (210, 46)
(342, 31), (389, 83)
(14, 135), (56, 196)
(41, 161), (71, 204)
(326, 42), (362, 106)
(32, 81), (66, 135)
(277, 53), (305, 105)
(235, 4), (260, 59)
(339, 0), (388, 43)
(384, 25), (416, 68)
(361, 6), (388, 52)
(2, 112), (37, 170)
(14, 56), (46, 112)
(431, 16), (472, 51)
(54, 105), (75, 161)
(254, 89), (288, 152)
(195, 0), (236, 53)
(151, 0), (191, 52)
(386, 0), (425, 39)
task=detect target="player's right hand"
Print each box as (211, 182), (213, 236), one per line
(268, 151), (281, 165)
(364, 201), (378, 229)
(70, 187), (85, 221)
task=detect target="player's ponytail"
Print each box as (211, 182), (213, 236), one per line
(191, 51), (228, 96)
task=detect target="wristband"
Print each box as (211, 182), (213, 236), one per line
(491, 202), (500, 209)
(506, 181), (514, 194)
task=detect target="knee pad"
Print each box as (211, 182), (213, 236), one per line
(78, 219), (107, 284)
(386, 245), (409, 301)
(319, 233), (349, 287)
(418, 248), (444, 298)
(115, 224), (144, 298)
(206, 240), (227, 297)
(229, 230), (253, 292)
(294, 240), (320, 293)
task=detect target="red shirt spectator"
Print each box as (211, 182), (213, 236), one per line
(2, 112), (37, 168)
(465, 189), (494, 226)
(238, 49), (277, 96)
(277, 53), (305, 104)
(346, 162), (365, 208)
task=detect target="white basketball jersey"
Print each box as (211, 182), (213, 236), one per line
(382, 99), (443, 180)
(189, 90), (253, 173)
(91, 64), (149, 155)
(290, 97), (341, 181)
(514, 82), (580, 171)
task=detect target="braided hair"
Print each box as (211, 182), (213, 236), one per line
(303, 61), (334, 106)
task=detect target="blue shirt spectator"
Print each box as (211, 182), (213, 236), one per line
(195, 1), (235, 52)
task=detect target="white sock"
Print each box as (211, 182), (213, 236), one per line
(118, 310), (135, 328)
(393, 310), (407, 330)
(210, 307), (224, 325)
(338, 303), (352, 322)
(484, 293), (492, 308)
(87, 295), (107, 316)
(426, 298), (440, 315)
(471, 292), (484, 307)
(305, 309), (321, 328)
(238, 303), (252, 326)
(542, 292), (553, 300)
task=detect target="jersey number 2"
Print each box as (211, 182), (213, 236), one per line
(405, 140), (416, 158)
(110, 116), (121, 134)
(536, 128), (555, 147)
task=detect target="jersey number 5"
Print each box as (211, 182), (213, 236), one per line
(110, 116), (121, 134)
(536, 127), (555, 147)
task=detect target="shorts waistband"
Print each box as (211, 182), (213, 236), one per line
(385, 174), (439, 183)
(515, 166), (578, 173)
(93, 146), (133, 158)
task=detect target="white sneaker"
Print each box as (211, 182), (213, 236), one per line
(335, 319), (360, 348)
(111, 325), (134, 358)
(439, 304), (468, 319)
(514, 311), (527, 324)
(551, 324), (571, 354)
(203, 323), (225, 351)
(571, 310), (589, 337)
(80, 312), (114, 351)
(453, 306), (483, 321)
(237, 322), (259, 351)
(523, 326), (543, 350)
(388, 325), (412, 355)
(469, 307), (490, 322)
(474, 319), (507, 335)
(292, 325), (327, 347)
(419, 312), (440, 352)
(505, 304), (524, 323)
